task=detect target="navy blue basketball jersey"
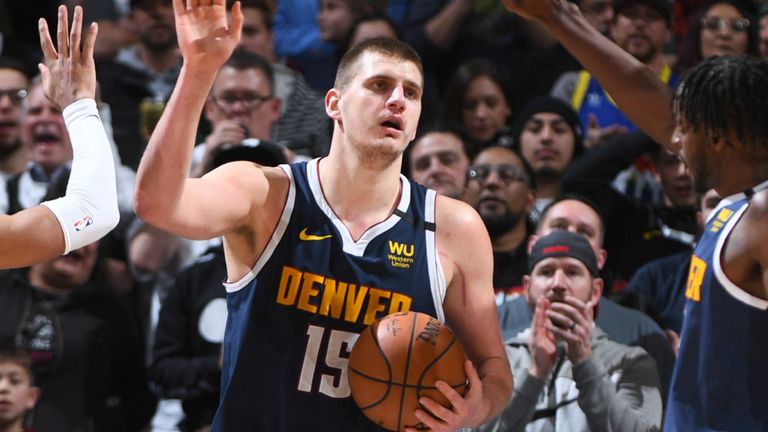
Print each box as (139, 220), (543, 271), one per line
(211, 159), (446, 431)
(665, 181), (768, 431)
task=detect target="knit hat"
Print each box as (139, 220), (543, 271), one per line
(614, 0), (674, 23)
(528, 231), (599, 276)
(511, 96), (585, 159)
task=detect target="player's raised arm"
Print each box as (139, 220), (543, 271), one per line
(0, 5), (119, 269)
(133, 0), (261, 240)
(501, 0), (676, 149)
(412, 196), (513, 430)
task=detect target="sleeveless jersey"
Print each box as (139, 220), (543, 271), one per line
(570, 65), (676, 134)
(211, 159), (447, 431)
(665, 181), (768, 431)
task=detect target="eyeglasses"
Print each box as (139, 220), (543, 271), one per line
(211, 92), (272, 111)
(0, 88), (28, 107)
(467, 164), (529, 185)
(701, 16), (750, 32)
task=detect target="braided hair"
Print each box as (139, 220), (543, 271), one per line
(673, 55), (768, 159)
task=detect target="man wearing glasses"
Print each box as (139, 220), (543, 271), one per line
(0, 57), (29, 179)
(191, 49), (283, 177)
(463, 145), (537, 303)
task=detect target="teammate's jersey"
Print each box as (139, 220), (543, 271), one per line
(211, 159), (447, 431)
(665, 181), (768, 431)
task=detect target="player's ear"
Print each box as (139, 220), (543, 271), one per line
(325, 88), (341, 121)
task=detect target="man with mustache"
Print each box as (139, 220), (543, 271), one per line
(477, 230), (663, 431)
(463, 145), (536, 302)
(552, 0), (674, 149)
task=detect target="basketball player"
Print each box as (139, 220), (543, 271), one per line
(503, 1), (768, 430)
(0, 6), (119, 269)
(133, 1), (512, 431)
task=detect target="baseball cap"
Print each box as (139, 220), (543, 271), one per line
(614, 0), (674, 23)
(528, 230), (599, 276)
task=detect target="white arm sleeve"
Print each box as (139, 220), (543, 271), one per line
(42, 98), (119, 254)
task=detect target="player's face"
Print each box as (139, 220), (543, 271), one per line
(525, 257), (598, 308)
(336, 52), (422, 165)
(409, 132), (469, 199)
(22, 84), (72, 174)
(611, 3), (670, 64)
(537, 200), (605, 268)
(461, 75), (511, 144)
(317, 0), (356, 43)
(673, 118), (713, 194)
(237, 8), (275, 61)
(206, 66), (280, 142)
(0, 362), (38, 425)
(0, 69), (28, 153)
(656, 150), (696, 208)
(464, 147), (532, 236)
(519, 112), (576, 177)
(700, 3), (750, 59)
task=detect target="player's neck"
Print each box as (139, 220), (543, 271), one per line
(318, 155), (403, 240)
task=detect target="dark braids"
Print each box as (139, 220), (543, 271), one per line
(674, 56), (768, 159)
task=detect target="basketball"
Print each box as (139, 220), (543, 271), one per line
(348, 311), (468, 431)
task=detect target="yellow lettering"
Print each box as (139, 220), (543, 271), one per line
(297, 272), (323, 313)
(344, 284), (368, 323)
(389, 241), (403, 255)
(388, 293), (412, 314)
(685, 255), (706, 302)
(403, 244), (414, 257)
(363, 288), (391, 325)
(277, 266), (302, 306)
(319, 278), (347, 319)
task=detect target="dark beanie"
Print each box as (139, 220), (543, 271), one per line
(529, 230), (599, 276)
(511, 96), (585, 159)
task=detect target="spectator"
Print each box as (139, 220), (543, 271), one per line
(576, 0), (616, 36)
(441, 59), (514, 150)
(674, 0), (759, 74)
(552, 0), (676, 148)
(317, 0), (386, 46)
(97, 0), (181, 170)
(463, 145), (537, 302)
(478, 230), (662, 432)
(512, 96), (584, 217)
(236, 0), (331, 159)
(345, 13), (401, 51)
(498, 195), (677, 400)
(406, 125), (471, 200)
(0, 342), (40, 432)
(0, 57), (29, 179)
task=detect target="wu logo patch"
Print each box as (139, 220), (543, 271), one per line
(388, 241), (415, 269)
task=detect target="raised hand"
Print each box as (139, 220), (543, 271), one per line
(172, 0), (243, 73)
(528, 296), (559, 379)
(546, 295), (594, 365)
(38, 5), (98, 109)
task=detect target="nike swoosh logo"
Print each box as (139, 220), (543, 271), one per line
(299, 228), (332, 241)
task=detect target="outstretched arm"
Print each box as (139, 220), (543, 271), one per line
(134, 1), (269, 241)
(0, 5), (118, 269)
(501, 0), (676, 149)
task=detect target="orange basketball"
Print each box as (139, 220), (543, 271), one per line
(348, 311), (468, 431)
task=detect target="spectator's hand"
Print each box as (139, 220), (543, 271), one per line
(204, 119), (247, 152)
(585, 114), (629, 148)
(38, 5), (98, 109)
(529, 296), (559, 379)
(546, 295), (594, 365)
(172, 0), (243, 73)
(406, 360), (487, 431)
(500, 0), (577, 23)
